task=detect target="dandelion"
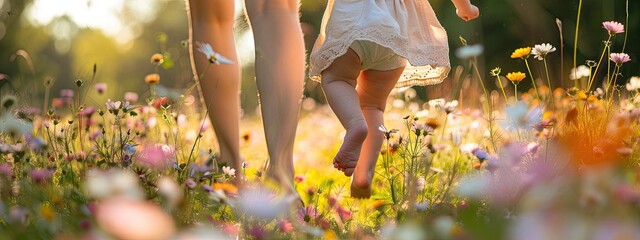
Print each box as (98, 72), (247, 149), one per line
(150, 53), (164, 65)
(602, 21), (624, 35)
(511, 47), (531, 59)
(144, 73), (160, 84)
(455, 44), (484, 59)
(531, 44), (556, 61)
(610, 53), (631, 65)
(95, 83), (107, 94)
(196, 42), (234, 65)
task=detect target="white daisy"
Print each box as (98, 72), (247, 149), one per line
(196, 42), (234, 65)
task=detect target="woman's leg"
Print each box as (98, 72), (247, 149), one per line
(351, 67), (405, 198)
(245, 0), (305, 189)
(321, 49), (366, 177)
(186, 0), (242, 172)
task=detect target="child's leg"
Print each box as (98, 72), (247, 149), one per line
(186, 0), (242, 172)
(321, 49), (367, 177)
(351, 67), (405, 198)
(245, 0), (305, 190)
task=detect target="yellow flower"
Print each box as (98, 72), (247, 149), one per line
(145, 74), (160, 84)
(39, 204), (56, 221)
(576, 91), (587, 100)
(150, 53), (164, 65)
(506, 72), (526, 83)
(511, 47), (531, 59)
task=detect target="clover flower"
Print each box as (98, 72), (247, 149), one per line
(507, 72), (526, 84)
(531, 43), (556, 60)
(602, 21), (624, 35)
(511, 47), (531, 59)
(196, 42), (234, 65)
(610, 53), (631, 65)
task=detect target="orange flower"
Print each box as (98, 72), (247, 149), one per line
(506, 72), (526, 83)
(576, 91), (587, 100)
(150, 53), (164, 65)
(145, 74), (160, 84)
(213, 183), (238, 194)
(511, 47), (531, 59)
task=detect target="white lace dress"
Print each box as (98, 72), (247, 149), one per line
(309, 0), (450, 87)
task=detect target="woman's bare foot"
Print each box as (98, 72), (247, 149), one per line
(350, 170), (373, 198)
(333, 123), (368, 176)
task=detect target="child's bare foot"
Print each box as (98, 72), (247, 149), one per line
(350, 171), (373, 198)
(333, 123), (367, 176)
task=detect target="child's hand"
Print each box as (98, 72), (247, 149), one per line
(456, 5), (479, 22)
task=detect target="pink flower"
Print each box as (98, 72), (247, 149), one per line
(336, 206), (352, 221)
(124, 92), (139, 102)
(94, 83), (107, 94)
(277, 220), (294, 233)
(610, 53), (631, 65)
(60, 89), (74, 98)
(602, 21), (624, 35)
(294, 174), (305, 183)
(30, 169), (54, 184)
(136, 144), (175, 169)
(0, 163), (12, 177)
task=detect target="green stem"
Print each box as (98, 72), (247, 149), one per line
(543, 58), (552, 90)
(573, 0), (583, 88)
(622, 0), (629, 53)
(586, 35), (612, 91)
(514, 84), (519, 103)
(496, 75), (509, 104)
(524, 59), (540, 100)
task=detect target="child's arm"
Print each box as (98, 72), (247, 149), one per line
(451, 0), (479, 22)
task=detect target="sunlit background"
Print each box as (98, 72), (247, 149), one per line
(1, 0), (638, 113)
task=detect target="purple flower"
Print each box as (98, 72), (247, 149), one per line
(95, 83), (107, 94)
(602, 21), (624, 35)
(610, 53), (631, 65)
(30, 169), (54, 184)
(60, 89), (74, 98)
(0, 163), (12, 177)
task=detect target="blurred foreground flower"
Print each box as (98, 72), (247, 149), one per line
(196, 42), (234, 65)
(232, 186), (297, 220)
(501, 101), (542, 130)
(136, 144), (176, 169)
(95, 197), (176, 240)
(455, 44), (483, 59)
(0, 113), (33, 137)
(84, 168), (144, 200)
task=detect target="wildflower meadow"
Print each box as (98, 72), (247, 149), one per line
(1, 0), (639, 239)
